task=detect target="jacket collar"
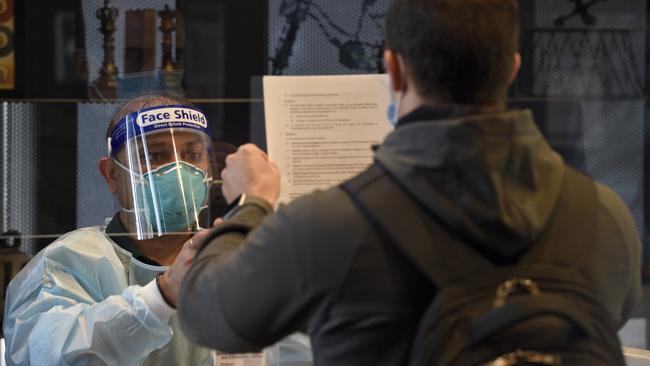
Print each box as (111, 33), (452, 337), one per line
(396, 105), (484, 128)
(375, 108), (565, 260)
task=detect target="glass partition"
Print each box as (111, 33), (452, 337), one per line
(0, 0), (648, 351)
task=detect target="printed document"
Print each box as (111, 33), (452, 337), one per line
(214, 352), (265, 366)
(263, 74), (392, 204)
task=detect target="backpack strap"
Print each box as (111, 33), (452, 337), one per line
(341, 163), (494, 287)
(341, 163), (599, 288)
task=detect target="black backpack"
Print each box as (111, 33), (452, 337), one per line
(341, 163), (625, 366)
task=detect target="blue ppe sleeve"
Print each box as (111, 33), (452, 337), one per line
(2, 228), (173, 366)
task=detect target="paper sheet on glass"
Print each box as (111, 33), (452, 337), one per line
(263, 74), (393, 204)
(213, 351), (265, 366)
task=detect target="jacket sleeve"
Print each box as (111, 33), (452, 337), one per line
(2, 231), (173, 366)
(177, 197), (281, 351)
(178, 190), (366, 353)
(592, 184), (642, 328)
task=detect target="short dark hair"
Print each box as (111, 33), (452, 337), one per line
(385, 0), (519, 105)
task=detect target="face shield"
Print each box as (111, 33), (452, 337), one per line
(108, 105), (215, 240)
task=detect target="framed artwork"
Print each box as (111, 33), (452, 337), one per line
(0, 0), (14, 90)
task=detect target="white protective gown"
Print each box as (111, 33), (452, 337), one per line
(3, 226), (312, 366)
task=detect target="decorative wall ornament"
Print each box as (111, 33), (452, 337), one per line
(268, 0), (390, 75)
(90, 0), (119, 99)
(554, 0), (607, 26)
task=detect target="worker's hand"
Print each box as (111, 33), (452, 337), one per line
(221, 143), (281, 207)
(159, 219), (223, 307)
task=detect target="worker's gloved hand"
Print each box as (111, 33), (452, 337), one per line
(221, 143), (281, 207)
(159, 221), (222, 307)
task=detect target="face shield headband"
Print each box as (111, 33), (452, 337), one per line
(108, 105), (211, 157)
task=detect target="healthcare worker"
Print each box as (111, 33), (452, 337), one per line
(2, 95), (312, 366)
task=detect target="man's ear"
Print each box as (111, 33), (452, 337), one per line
(509, 52), (522, 85)
(384, 49), (405, 92)
(98, 157), (118, 194)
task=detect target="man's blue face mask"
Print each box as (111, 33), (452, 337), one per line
(387, 87), (404, 127)
(116, 160), (210, 233)
(386, 66), (405, 127)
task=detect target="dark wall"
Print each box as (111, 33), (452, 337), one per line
(184, 0), (266, 145)
(6, 0), (87, 99)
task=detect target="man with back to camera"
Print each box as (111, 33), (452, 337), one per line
(2, 94), (312, 365)
(171, 0), (641, 365)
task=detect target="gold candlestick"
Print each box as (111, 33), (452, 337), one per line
(91, 0), (119, 99)
(159, 5), (175, 72)
(174, 0), (185, 70)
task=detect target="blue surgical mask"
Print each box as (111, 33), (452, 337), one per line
(386, 61), (406, 127)
(117, 160), (210, 233)
(387, 91), (401, 127)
